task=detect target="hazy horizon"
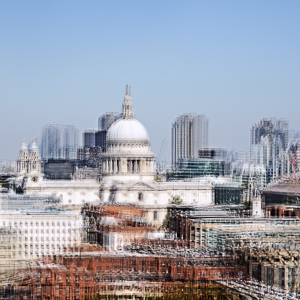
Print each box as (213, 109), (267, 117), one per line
(1, 1), (300, 161)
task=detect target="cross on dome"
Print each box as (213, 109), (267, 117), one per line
(122, 84), (134, 119)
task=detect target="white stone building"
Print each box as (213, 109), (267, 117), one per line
(99, 86), (213, 225)
(15, 140), (100, 205)
(0, 209), (82, 260)
(14, 86), (214, 225)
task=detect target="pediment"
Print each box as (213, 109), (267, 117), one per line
(129, 182), (154, 191)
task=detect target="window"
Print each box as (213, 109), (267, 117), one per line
(153, 211), (158, 220)
(138, 193), (143, 201)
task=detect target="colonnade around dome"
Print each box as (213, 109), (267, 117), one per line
(102, 157), (155, 175)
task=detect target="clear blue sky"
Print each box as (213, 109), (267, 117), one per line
(1, 1), (300, 161)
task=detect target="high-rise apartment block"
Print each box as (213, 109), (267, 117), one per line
(171, 114), (209, 166)
(250, 118), (288, 181)
(41, 124), (79, 160)
(98, 112), (119, 131)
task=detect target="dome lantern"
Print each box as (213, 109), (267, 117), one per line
(122, 84), (134, 119)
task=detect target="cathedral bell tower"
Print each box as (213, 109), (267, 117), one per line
(17, 139), (29, 177)
(27, 138), (42, 178)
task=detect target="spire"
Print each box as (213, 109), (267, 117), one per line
(122, 84), (134, 119)
(21, 139), (27, 150)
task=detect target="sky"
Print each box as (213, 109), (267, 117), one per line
(0, 1), (300, 161)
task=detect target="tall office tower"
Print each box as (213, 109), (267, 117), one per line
(83, 130), (96, 147)
(95, 130), (107, 150)
(41, 124), (79, 160)
(98, 112), (119, 131)
(171, 114), (209, 166)
(250, 118), (289, 181)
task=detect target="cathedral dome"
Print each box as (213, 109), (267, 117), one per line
(106, 118), (149, 143)
(106, 85), (149, 144)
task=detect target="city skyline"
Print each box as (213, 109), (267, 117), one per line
(1, 1), (300, 160)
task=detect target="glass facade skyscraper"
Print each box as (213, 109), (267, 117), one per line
(41, 124), (79, 160)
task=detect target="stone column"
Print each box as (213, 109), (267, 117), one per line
(284, 267), (288, 290)
(122, 159), (127, 173)
(150, 159), (153, 173)
(141, 159), (146, 172)
(104, 159), (107, 173)
(146, 159), (149, 172)
(110, 159), (113, 173)
(293, 266), (299, 292)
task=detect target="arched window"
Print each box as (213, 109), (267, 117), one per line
(138, 193), (143, 201)
(153, 211), (158, 221)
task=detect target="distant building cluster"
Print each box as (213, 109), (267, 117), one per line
(2, 86), (300, 298)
